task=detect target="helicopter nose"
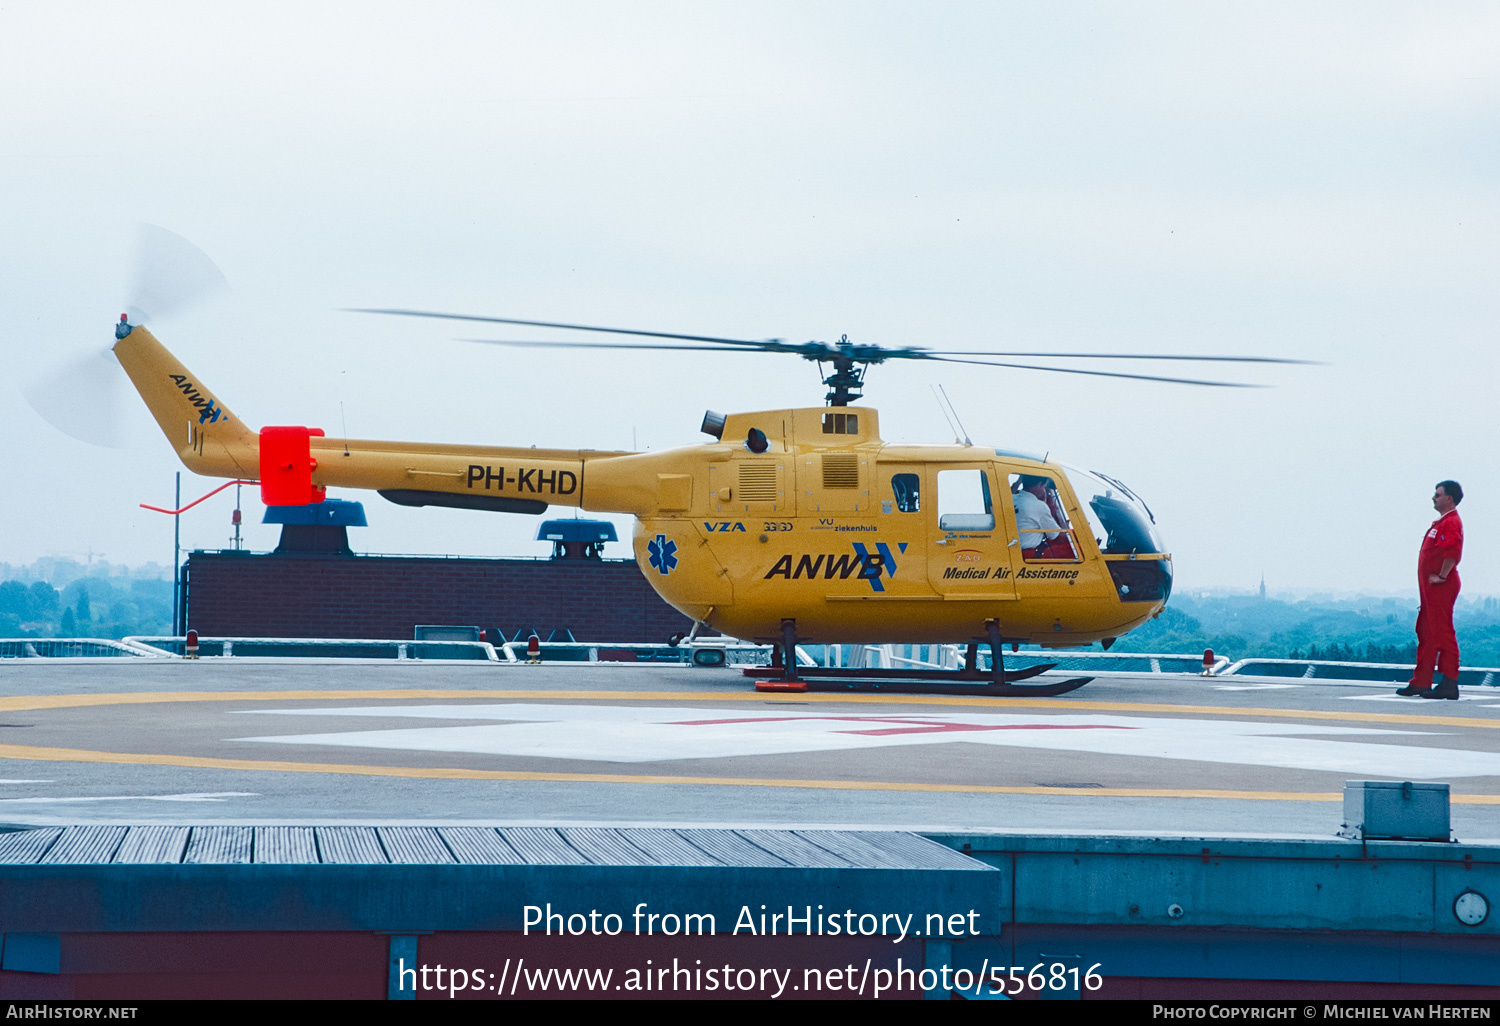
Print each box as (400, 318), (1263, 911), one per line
(1106, 558), (1172, 604)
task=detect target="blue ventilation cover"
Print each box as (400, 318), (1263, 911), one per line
(263, 498), (368, 527)
(536, 520), (616, 544)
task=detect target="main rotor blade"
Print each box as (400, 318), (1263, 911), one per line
(460, 337), (1263, 384)
(459, 337), (763, 354)
(353, 308), (1317, 372)
(351, 308), (769, 348)
(926, 350), (1318, 365)
(926, 354), (1262, 388)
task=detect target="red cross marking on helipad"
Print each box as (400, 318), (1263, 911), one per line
(668, 714), (1139, 736)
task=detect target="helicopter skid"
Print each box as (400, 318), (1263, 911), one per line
(751, 674), (1093, 697)
(741, 663), (1055, 684)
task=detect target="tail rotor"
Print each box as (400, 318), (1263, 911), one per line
(23, 224), (228, 447)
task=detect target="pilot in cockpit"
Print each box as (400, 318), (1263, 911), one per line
(1012, 474), (1073, 559)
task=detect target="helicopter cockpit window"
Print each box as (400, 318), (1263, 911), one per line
(936, 469), (994, 532)
(891, 473), (920, 513)
(1009, 473), (1080, 562)
(822, 412), (858, 434)
(1062, 465), (1164, 556)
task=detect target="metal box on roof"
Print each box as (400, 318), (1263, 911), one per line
(414, 625), (480, 642)
(537, 519), (617, 560)
(536, 519), (616, 544)
(1340, 780), (1451, 841)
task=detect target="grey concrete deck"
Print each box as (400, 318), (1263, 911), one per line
(0, 659), (1493, 839)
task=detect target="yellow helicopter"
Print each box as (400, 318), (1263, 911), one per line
(106, 299), (1303, 696)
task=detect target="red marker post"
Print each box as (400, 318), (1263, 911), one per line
(1201, 648), (1215, 676)
(526, 634), (541, 664)
(186, 629), (200, 660)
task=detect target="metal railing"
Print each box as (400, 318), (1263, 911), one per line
(1220, 657), (1500, 686)
(0, 638), (170, 659)
(1003, 650), (1231, 675)
(797, 644), (1230, 675)
(2, 635), (1496, 685)
(501, 640), (776, 666)
(125, 636), (504, 662)
(857, 646), (1499, 684)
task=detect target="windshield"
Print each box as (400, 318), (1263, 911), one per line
(1063, 466), (1165, 555)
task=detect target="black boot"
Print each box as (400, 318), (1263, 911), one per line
(1395, 684), (1429, 697)
(1421, 676), (1460, 700)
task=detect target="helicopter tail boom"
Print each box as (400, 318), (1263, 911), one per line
(113, 324), (604, 511)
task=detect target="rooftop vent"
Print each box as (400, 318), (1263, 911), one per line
(536, 519), (617, 560)
(822, 454), (859, 489)
(738, 463), (779, 502)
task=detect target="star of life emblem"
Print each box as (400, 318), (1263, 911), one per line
(647, 534), (678, 575)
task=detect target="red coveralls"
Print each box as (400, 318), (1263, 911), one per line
(1411, 509), (1463, 687)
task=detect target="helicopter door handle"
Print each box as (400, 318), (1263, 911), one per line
(934, 539), (947, 545)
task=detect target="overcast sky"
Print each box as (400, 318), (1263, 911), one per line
(3, 1), (1496, 596)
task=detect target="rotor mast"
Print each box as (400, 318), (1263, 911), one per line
(820, 356), (863, 406)
(815, 335), (876, 407)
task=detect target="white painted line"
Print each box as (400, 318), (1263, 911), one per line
(0, 792), (259, 804)
(1213, 684), (1302, 691)
(1341, 694), (1493, 702)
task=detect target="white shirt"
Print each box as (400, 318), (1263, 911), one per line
(1013, 490), (1062, 548)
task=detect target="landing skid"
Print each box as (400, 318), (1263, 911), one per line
(753, 675), (1094, 698)
(750, 619), (1093, 698)
(740, 663), (1055, 684)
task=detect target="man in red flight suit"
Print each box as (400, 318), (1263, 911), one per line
(1397, 480), (1465, 699)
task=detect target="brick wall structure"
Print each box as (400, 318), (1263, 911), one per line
(182, 551), (699, 642)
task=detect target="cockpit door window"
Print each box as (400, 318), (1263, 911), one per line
(890, 473), (921, 513)
(927, 466), (1015, 598)
(936, 469), (994, 532)
(1008, 473), (1082, 563)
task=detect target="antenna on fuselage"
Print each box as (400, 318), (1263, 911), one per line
(931, 385), (960, 443)
(933, 384), (972, 446)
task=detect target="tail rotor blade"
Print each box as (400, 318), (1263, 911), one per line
(21, 346), (133, 448)
(126, 223), (228, 323)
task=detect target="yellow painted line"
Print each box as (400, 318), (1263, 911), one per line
(0, 740), (1346, 800)
(0, 689), (522, 712)
(0, 739), (1494, 802)
(0, 689), (1497, 732)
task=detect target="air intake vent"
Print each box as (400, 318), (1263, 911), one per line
(822, 454), (859, 489)
(738, 463), (779, 502)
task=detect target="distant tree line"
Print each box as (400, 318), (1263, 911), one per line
(0, 575), (172, 640)
(1286, 641), (1418, 664)
(1112, 593), (1500, 667)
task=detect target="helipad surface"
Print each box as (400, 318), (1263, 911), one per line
(0, 660), (1496, 839)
